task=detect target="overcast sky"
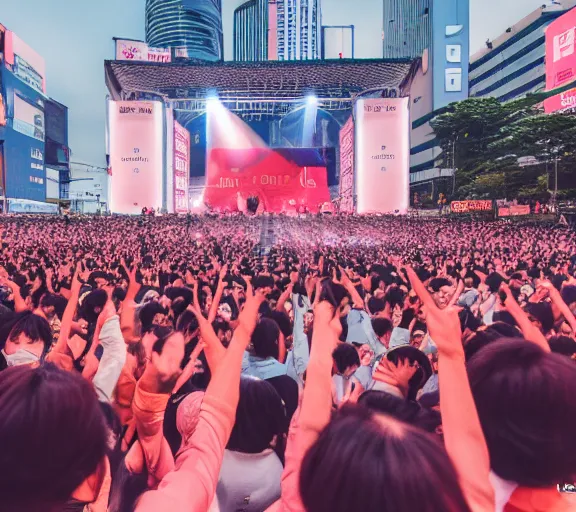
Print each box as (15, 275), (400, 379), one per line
(0, 0), (554, 166)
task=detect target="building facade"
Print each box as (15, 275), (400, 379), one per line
(234, 0), (269, 61)
(469, 1), (576, 103)
(145, 0), (223, 62)
(321, 25), (354, 59)
(383, 0), (432, 59)
(234, 0), (321, 62)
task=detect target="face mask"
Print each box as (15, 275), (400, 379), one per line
(1, 349), (41, 367)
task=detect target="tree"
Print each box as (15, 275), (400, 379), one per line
(430, 96), (576, 200)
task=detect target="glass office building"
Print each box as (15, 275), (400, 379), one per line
(146, 0), (223, 61)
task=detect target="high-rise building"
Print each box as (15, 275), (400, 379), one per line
(145, 0), (223, 61)
(233, 0), (321, 62)
(383, 0), (431, 59)
(469, 1), (576, 103)
(234, 0), (269, 61)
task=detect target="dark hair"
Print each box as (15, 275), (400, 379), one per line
(81, 289), (108, 323)
(468, 339), (576, 486)
(358, 391), (441, 434)
(139, 301), (168, 333)
(176, 309), (199, 338)
(332, 343), (360, 374)
(267, 310), (292, 338)
(561, 285), (576, 306)
(548, 335), (576, 357)
(0, 364), (108, 512)
(227, 377), (286, 454)
(464, 322), (522, 361)
(299, 405), (471, 512)
(251, 318), (281, 360)
(372, 317), (393, 338)
(253, 275), (275, 291)
(429, 277), (452, 292)
(524, 302), (555, 334)
(0, 311), (53, 357)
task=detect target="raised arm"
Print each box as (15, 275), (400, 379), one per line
(135, 278), (264, 512)
(207, 264), (228, 324)
(120, 259), (141, 344)
(500, 283), (550, 352)
(53, 263), (83, 354)
(407, 266), (494, 512)
(540, 280), (576, 335)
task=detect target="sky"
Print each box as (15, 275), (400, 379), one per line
(0, 0), (553, 167)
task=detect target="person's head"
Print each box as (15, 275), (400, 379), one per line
(175, 309), (200, 342)
(332, 343), (360, 378)
(39, 293), (62, 320)
(139, 301), (170, 333)
(524, 302), (555, 334)
(0, 312), (53, 367)
(0, 364), (108, 512)
(468, 339), (576, 487)
(428, 278), (453, 309)
(548, 335), (576, 358)
(299, 405), (470, 512)
(227, 376), (286, 454)
(253, 275), (275, 296)
(251, 318), (281, 360)
(371, 317), (393, 348)
(410, 329), (425, 348)
(80, 289), (108, 324)
(464, 322), (522, 362)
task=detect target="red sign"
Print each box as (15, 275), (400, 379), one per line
(339, 116), (354, 213)
(204, 148), (330, 213)
(451, 200), (492, 213)
(173, 121), (190, 213)
(545, 8), (576, 113)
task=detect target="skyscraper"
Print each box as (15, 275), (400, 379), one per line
(233, 0), (321, 62)
(234, 0), (269, 61)
(382, 0), (431, 59)
(145, 0), (223, 61)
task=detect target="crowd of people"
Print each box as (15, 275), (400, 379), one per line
(0, 212), (575, 512)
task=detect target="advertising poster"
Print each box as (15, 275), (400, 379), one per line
(116, 40), (172, 63)
(451, 200), (493, 213)
(13, 95), (44, 141)
(108, 101), (164, 215)
(545, 7), (576, 113)
(4, 31), (46, 93)
(174, 121), (190, 213)
(355, 98), (410, 214)
(338, 115), (354, 213)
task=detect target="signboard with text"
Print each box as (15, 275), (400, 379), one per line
(115, 39), (172, 63)
(173, 121), (190, 213)
(451, 200), (493, 213)
(545, 7), (576, 113)
(355, 98), (410, 214)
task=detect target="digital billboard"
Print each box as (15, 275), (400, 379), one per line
(4, 31), (46, 93)
(173, 121), (190, 213)
(355, 98), (410, 214)
(108, 101), (164, 215)
(13, 95), (44, 141)
(545, 7), (576, 113)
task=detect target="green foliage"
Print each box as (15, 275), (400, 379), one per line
(430, 96), (576, 200)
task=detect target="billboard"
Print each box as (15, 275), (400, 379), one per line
(545, 7), (576, 113)
(338, 116), (354, 213)
(4, 31), (46, 93)
(108, 101), (164, 214)
(115, 39), (172, 63)
(322, 26), (354, 59)
(3, 130), (45, 202)
(174, 121), (190, 213)
(13, 95), (44, 141)
(451, 200), (493, 213)
(355, 98), (410, 214)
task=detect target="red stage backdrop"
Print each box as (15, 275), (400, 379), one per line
(205, 148), (330, 213)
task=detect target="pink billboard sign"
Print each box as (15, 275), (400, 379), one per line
(545, 7), (576, 113)
(338, 115), (354, 213)
(174, 121), (190, 213)
(355, 98), (410, 214)
(109, 101), (164, 215)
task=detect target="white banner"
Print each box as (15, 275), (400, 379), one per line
(109, 101), (164, 214)
(115, 40), (172, 63)
(355, 98), (410, 214)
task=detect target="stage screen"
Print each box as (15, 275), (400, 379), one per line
(545, 7), (576, 113)
(109, 101), (163, 215)
(355, 98), (409, 214)
(205, 148), (330, 213)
